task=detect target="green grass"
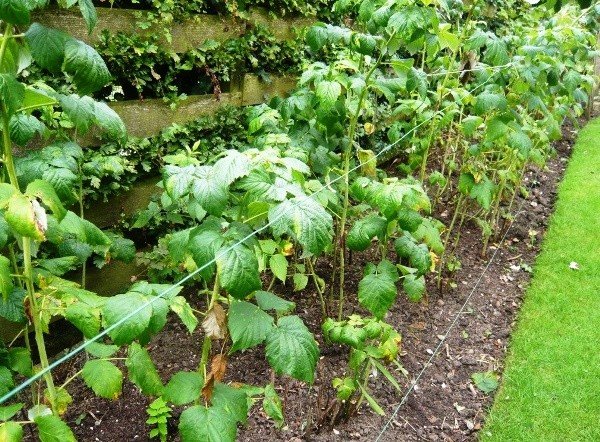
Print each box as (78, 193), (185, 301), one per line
(481, 117), (600, 442)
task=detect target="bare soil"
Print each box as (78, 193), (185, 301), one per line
(17, 122), (579, 442)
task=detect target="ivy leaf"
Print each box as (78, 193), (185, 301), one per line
(0, 0), (31, 25)
(163, 371), (203, 406)
(191, 166), (229, 216)
(0, 255), (13, 302)
(228, 301), (274, 353)
(316, 80), (341, 110)
(126, 342), (163, 396)
(9, 114), (46, 146)
(0, 421), (23, 441)
(357, 272), (397, 319)
(102, 292), (152, 345)
(269, 253), (288, 283)
(216, 245), (261, 299)
(269, 196), (333, 256)
(63, 39), (111, 95)
(78, 0), (97, 34)
(24, 23), (69, 72)
(34, 415), (76, 442)
(0, 73), (25, 116)
(403, 273), (425, 301)
(81, 359), (123, 400)
(265, 315), (319, 384)
(179, 405), (238, 442)
(347, 214), (388, 251)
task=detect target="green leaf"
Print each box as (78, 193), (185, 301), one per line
(461, 115), (483, 137)
(213, 150), (250, 185)
(5, 193), (43, 241)
(190, 166), (229, 216)
(473, 93), (507, 115)
(470, 177), (495, 210)
(211, 383), (249, 424)
(84, 342), (119, 358)
(0, 403), (24, 421)
(188, 227), (224, 282)
(36, 256), (77, 276)
(471, 371), (499, 393)
(0, 422), (23, 441)
(265, 315), (319, 384)
(0, 287), (26, 323)
(63, 39), (111, 95)
(8, 347), (32, 377)
(0, 366), (13, 396)
(358, 383), (385, 415)
(78, 0), (97, 34)
(24, 23), (68, 72)
(169, 296), (198, 334)
(34, 415), (76, 442)
(216, 245), (261, 299)
(65, 300), (100, 339)
(255, 290), (295, 314)
(0, 0), (31, 25)
(508, 131), (532, 157)
(102, 292), (152, 345)
(269, 196), (333, 256)
(94, 102), (126, 141)
(163, 371), (202, 406)
(485, 117), (508, 142)
(0, 73), (25, 116)
(9, 114), (45, 146)
(26, 179), (66, 221)
(126, 342), (163, 396)
(228, 301), (274, 353)
(20, 88), (56, 112)
(0, 255), (12, 302)
(403, 273), (425, 301)
(81, 359), (123, 400)
(57, 93), (95, 133)
(316, 81), (341, 110)
(358, 273), (397, 319)
(306, 23), (328, 51)
(292, 273), (308, 291)
(394, 235), (431, 276)
(269, 253), (288, 283)
(347, 214), (388, 251)
(179, 405), (237, 442)
(483, 38), (509, 66)
(42, 168), (78, 203)
(262, 384), (284, 428)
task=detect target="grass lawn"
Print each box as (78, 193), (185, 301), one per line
(481, 117), (600, 442)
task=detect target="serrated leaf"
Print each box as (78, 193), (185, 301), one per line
(211, 383), (248, 424)
(78, 0), (97, 34)
(188, 227), (224, 282)
(228, 301), (274, 353)
(347, 214), (388, 251)
(5, 193), (43, 241)
(0, 366), (13, 396)
(473, 92), (507, 115)
(9, 114), (45, 146)
(126, 342), (163, 396)
(81, 359), (123, 400)
(102, 292), (152, 345)
(84, 342), (119, 358)
(34, 415), (76, 442)
(8, 347), (32, 377)
(483, 38), (509, 66)
(470, 177), (495, 210)
(20, 88), (56, 112)
(213, 150), (250, 185)
(179, 405), (238, 442)
(350, 32), (377, 55)
(191, 166), (229, 216)
(485, 117), (508, 142)
(471, 371), (499, 393)
(508, 131), (532, 157)
(65, 300), (100, 339)
(316, 81), (341, 109)
(265, 315), (319, 384)
(269, 196), (333, 256)
(0, 0), (30, 25)
(403, 273), (425, 301)
(358, 273), (397, 319)
(0, 73), (25, 117)
(0, 403), (23, 421)
(94, 101), (126, 141)
(170, 296), (198, 334)
(57, 93), (95, 133)
(216, 245), (261, 299)
(202, 304), (226, 340)
(42, 168), (78, 203)
(394, 235), (431, 276)
(0, 287), (26, 323)
(293, 273), (308, 291)
(163, 371), (203, 406)
(269, 253), (288, 283)
(24, 23), (69, 72)
(63, 39), (111, 95)
(0, 421), (23, 441)
(306, 23), (329, 51)
(263, 383), (284, 428)
(25, 179), (66, 221)
(461, 115), (483, 137)
(255, 290), (295, 314)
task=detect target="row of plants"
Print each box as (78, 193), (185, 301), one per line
(1, 0), (598, 441)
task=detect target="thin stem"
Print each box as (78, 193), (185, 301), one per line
(198, 274), (221, 379)
(307, 257), (327, 318)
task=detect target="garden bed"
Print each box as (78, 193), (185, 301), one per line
(16, 121), (580, 442)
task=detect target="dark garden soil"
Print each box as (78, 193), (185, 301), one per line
(18, 121), (581, 442)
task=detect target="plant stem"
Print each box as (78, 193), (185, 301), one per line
(199, 274), (221, 378)
(307, 257), (327, 318)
